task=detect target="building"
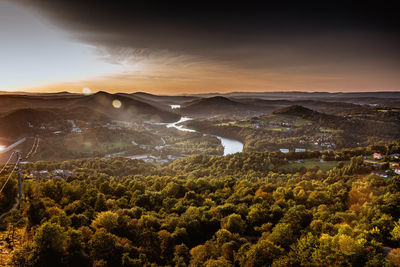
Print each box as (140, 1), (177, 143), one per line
(390, 154), (400, 160)
(372, 171), (388, 178)
(71, 127), (82, 133)
(295, 148), (306, 152)
(373, 153), (383, 160)
(395, 167), (400, 175)
(126, 155), (148, 160)
(52, 169), (75, 177)
(30, 170), (50, 179)
(280, 149), (289, 153)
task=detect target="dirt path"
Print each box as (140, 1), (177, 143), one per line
(0, 198), (20, 221)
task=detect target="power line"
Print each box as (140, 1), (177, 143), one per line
(0, 151), (16, 176)
(31, 138), (40, 158)
(0, 136), (38, 200)
(24, 137), (38, 160)
(24, 138), (36, 159)
(0, 158), (19, 195)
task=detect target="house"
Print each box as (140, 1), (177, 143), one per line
(105, 152), (125, 158)
(126, 155), (148, 160)
(71, 127), (82, 133)
(30, 170), (50, 179)
(395, 167), (400, 175)
(390, 162), (399, 168)
(390, 154), (400, 160)
(373, 153), (383, 160)
(372, 171), (388, 178)
(52, 169), (75, 177)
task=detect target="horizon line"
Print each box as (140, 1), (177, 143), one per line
(1, 90), (400, 96)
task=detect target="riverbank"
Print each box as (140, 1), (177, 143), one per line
(166, 117), (243, 156)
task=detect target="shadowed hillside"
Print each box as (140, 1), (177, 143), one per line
(0, 92), (180, 125)
(180, 96), (266, 116)
(74, 91), (180, 122)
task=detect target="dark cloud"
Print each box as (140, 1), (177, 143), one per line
(11, 1), (400, 72)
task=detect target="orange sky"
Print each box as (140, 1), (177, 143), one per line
(30, 61), (400, 95)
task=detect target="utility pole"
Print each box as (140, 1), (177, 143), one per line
(16, 152), (22, 199)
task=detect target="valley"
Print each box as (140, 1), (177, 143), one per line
(1, 91), (400, 266)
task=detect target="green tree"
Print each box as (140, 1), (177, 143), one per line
(32, 222), (66, 266)
(267, 223), (294, 248)
(95, 193), (107, 212)
(92, 211), (118, 233)
(241, 240), (283, 267)
(221, 214), (246, 234)
(89, 228), (120, 266)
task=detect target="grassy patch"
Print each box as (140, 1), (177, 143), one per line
(293, 119), (311, 127)
(280, 159), (349, 172)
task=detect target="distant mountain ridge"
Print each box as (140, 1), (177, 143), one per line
(180, 96), (261, 116)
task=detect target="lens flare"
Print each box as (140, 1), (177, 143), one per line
(82, 87), (91, 95)
(112, 99), (122, 108)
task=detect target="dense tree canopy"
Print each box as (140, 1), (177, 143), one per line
(0, 142), (400, 266)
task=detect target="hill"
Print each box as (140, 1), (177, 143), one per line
(130, 92), (200, 106)
(272, 105), (344, 128)
(180, 96), (265, 116)
(273, 105), (319, 117)
(235, 98), (359, 115)
(75, 91), (179, 122)
(0, 92), (180, 124)
(0, 108), (64, 138)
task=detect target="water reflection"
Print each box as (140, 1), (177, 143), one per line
(166, 116), (243, 155)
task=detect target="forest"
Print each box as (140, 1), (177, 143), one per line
(0, 143), (400, 266)
(186, 106), (400, 152)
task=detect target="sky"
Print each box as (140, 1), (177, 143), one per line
(1, 0), (399, 94)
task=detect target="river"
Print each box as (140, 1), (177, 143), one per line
(167, 106), (244, 155)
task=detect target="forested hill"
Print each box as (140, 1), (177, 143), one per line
(180, 96), (262, 116)
(75, 91), (180, 122)
(272, 105), (342, 124)
(1, 143), (400, 266)
(0, 108), (109, 138)
(0, 92), (180, 126)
